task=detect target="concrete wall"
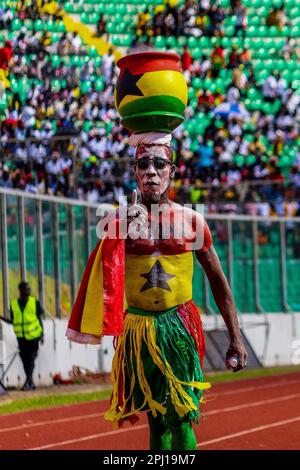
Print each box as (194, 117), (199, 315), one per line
(1, 313), (300, 388)
(0, 319), (113, 388)
(202, 312), (300, 366)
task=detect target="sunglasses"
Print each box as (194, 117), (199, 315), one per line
(135, 157), (172, 170)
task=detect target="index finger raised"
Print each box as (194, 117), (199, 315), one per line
(131, 189), (137, 205)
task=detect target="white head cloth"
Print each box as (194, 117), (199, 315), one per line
(128, 132), (172, 148)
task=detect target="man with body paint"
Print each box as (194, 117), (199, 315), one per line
(102, 134), (248, 450)
(66, 47), (248, 449)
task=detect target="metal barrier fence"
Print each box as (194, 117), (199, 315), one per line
(0, 187), (299, 318)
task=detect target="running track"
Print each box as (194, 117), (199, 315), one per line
(1, 372), (300, 450)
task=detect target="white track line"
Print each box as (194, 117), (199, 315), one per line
(197, 415), (300, 448)
(0, 412), (105, 434)
(2, 391), (300, 435)
(29, 424), (148, 450)
(214, 378), (300, 397)
(204, 392), (300, 416)
(27, 393), (300, 450)
(1, 377), (299, 420)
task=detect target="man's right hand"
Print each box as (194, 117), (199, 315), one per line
(127, 189), (148, 239)
(127, 189), (148, 222)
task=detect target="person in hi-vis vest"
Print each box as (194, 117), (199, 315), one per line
(10, 281), (44, 391)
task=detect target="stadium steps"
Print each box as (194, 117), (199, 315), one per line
(62, 13), (122, 59)
(204, 328), (262, 371)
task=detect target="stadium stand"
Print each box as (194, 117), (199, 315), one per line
(0, 0), (299, 318)
(0, 0), (299, 217)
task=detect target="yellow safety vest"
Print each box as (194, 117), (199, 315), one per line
(11, 296), (43, 340)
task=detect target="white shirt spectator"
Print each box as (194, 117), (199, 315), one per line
(87, 188), (99, 204)
(46, 158), (63, 176)
(61, 156), (73, 172)
(89, 136), (107, 158)
(25, 182), (38, 194)
(227, 169), (241, 183)
(15, 145), (28, 162)
(239, 138), (249, 156)
(225, 137), (240, 154)
(201, 58), (211, 75)
(99, 160), (113, 179)
(72, 34), (82, 53)
(254, 165), (269, 179)
(258, 202), (270, 217)
(228, 122), (243, 137)
(227, 87), (240, 104)
(113, 185), (125, 203)
(219, 150), (232, 162)
(263, 75), (277, 98)
(200, 0), (211, 8)
(263, 75), (287, 99)
(29, 143), (47, 164)
(101, 52), (115, 83)
(22, 105), (35, 128)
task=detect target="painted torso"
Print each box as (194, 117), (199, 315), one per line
(124, 203), (212, 311)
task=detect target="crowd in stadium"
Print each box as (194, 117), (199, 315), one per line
(0, 0), (299, 216)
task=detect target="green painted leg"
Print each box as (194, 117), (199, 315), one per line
(165, 403), (197, 450)
(147, 411), (172, 450)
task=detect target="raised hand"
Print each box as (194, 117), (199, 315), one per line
(127, 189), (147, 220)
(127, 189), (148, 239)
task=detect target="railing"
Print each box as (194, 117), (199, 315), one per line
(0, 187), (299, 318)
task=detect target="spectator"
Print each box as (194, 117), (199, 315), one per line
(0, 0), (297, 215)
(1, 281), (44, 391)
(263, 73), (287, 102)
(136, 7), (151, 38)
(0, 40), (12, 70)
(181, 45), (192, 71)
(211, 42), (225, 78)
(164, 2), (179, 37)
(0, 7), (13, 30)
(266, 6), (288, 32)
(96, 14), (106, 39)
(233, 1), (247, 38)
(257, 193), (271, 217)
(101, 47), (115, 86)
(228, 45), (241, 69)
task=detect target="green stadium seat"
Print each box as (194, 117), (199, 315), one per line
(177, 36), (187, 47)
(51, 55), (61, 67)
(187, 36), (197, 49)
(12, 18), (22, 31)
(166, 36), (176, 48)
(88, 46), (98, 57)
(188, 87), (196, 100)
(192, 47), (202, 60)
(34, 19), (44, 31)
(95, 77), (104, 91)
(192, 77), (202, 90)
(153, 36), (166, 49)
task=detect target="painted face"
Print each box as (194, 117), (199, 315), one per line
(134, 145), (174, 202)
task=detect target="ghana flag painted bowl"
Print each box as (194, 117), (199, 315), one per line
(114, 51), (188, 133)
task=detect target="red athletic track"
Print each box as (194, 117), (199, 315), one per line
(1, 372), (300, 450)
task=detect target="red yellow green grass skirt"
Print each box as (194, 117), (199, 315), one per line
(104, 300), (211, 428)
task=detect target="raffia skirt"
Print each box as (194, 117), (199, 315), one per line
(104, 300), (211, 428)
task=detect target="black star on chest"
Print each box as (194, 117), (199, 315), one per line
(116, 68), (144, 108)
(140, 260), (175, 292)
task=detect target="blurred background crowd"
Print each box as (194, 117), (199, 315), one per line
(0, 0), (299, 216)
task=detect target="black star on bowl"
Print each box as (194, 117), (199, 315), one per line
(116, 68), (144, 108)
(140, 260), (175, 292)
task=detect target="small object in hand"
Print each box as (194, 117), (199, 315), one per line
(228, 355), (239, 369)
